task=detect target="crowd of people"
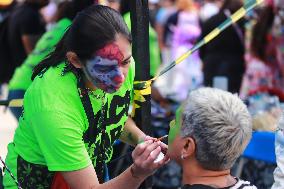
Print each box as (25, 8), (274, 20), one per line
(0, 0), (284, 189)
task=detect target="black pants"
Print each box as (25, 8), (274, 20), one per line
(203, 55), (245, 93)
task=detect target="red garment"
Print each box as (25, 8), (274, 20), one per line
(51, 173), (70, 189)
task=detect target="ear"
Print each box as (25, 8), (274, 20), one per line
(66, 51), (82, 68)
(181, 137), (195, 159)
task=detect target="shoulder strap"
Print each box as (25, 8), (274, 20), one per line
(77, 72), (106, 183)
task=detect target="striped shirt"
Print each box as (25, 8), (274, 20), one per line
(181, 178), (257, 189)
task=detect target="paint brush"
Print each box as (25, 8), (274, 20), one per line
(110, 135), (169, 165)
(156, 135), (168, 141)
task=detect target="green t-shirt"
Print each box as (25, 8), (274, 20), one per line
(123, 12), (161, 77)
(9, 18), (72, 91)
(4, 61), (135, 188)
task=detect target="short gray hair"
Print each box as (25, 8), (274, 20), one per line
(180, 87), (252, 170)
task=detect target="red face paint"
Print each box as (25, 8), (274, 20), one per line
(95, 43), (124, 66)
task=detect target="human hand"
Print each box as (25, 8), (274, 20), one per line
(139, 135), (168, 155)
(131, 140), (170, 179)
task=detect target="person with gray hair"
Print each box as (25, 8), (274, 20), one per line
(167, 87), (257, 189)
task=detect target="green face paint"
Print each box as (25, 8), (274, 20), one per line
(168, 106), (183, 144)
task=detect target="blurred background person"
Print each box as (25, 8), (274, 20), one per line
(199, 0), (245, 93)
(199, 0), (221, 23)
(119, 0), (161, 78)
(240, 0), (284, 99)
(0, 0), (17, 97)
(236, 0), (284, 188)
(149, 0), (160, 28)
(40, 0), (58, 29)
(151, 2), (203, 185)
(7, 0), (49, 69)
(155, 0), (176, 64)
(7, 0), (96, 120)
(0, 0), (49, 93)
(170, 0), (203, 99)
(156, 0), (202, 103)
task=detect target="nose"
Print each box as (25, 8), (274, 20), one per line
(113, 74), (125, 84)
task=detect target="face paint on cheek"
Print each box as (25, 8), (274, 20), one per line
(95, 67), (118, 84)
(168, 106), (183, 145)
(91, 66), (124, 93)
(168, 120), (177, 146)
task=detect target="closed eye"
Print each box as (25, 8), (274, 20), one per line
(122, 59), (131, 65)
(122, 55), (132, 65)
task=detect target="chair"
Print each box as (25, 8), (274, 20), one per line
(243, 131), (276, 163)
(235, 131), (276, 177)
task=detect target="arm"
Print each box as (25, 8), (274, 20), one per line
(22, 34), (42, 54)
(62, 140), (169, 189)
(61, 165), (143, 189)
(119, 116), (146, 146)
(155, 23), (165, 50)
(20, 11), (45, 54)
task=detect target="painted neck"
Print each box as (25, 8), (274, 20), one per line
(182, 158), (236, 188)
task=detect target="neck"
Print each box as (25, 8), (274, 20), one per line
(83, 76), (97, 91)
(182, 159), (235, 188)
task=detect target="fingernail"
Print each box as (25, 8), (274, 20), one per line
(145, 135), (151, 140)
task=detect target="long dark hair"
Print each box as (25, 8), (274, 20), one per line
(251, 5), (275, 62)
(32, 5), (131, 80)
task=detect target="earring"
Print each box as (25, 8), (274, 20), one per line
(181, 154), (184, 159)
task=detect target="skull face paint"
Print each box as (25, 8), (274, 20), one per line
(83, 43), (125, 93)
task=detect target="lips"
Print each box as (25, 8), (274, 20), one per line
(114, 83), (122, 90)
